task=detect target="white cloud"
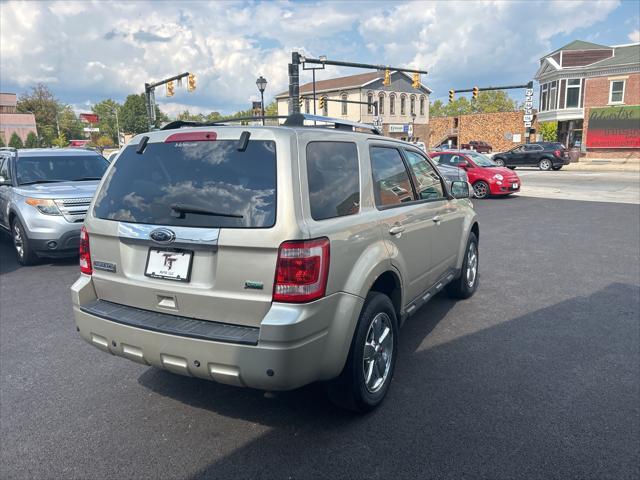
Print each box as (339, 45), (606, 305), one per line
(0, 0), (623, 114)
(629, 30), (640, 42)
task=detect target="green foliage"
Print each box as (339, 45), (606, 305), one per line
(58, 105), (84, 140)
(95, 135), (114, 148)
(265, 100), (278, 116)
(539, 122), (558, 141)
(0, 136), (5, 147)
(9, 133), (24, 149)
(51, 133), (68, 148)
(92, 99), (121, 144)
(25, 132), (39, 148)
(120, 94), (149, 134)
(431, 90), (518, 118)
(16, 83), (59, 146)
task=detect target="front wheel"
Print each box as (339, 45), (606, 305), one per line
(539, 158), (552, 171)
(327, 292), (398, 412)
(11, 217), (39, 266)
(493, 158), (505, 167)
(473, 181), (490, 199)
(447, 232), (479, 299)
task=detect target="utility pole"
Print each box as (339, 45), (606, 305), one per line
(144, 72), (192, 130)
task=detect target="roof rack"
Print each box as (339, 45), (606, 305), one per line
(161, 113), (381, 135)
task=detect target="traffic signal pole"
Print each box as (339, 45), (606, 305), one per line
(288, 51), (428, 115)
(144, 72), (191, 130)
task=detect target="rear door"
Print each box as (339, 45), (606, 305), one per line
(523, 144), (543, 165)
(88, 130), (289, 328)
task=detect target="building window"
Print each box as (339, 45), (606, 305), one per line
(540, 83), (548, 111)
(410, 95), (416, 115)
(400, 95), (406, 115)
(305, 97), (310, 114)
(609, 80), (625, 104)
(565, 79), (581, 108)
(549, 81), (557, 110)
(322, 96), (328, 116)
(419, 96), (425, 116)
(378, 93), (385, 115)
(367, 92), (374, 114)
(341, 93), (348, 115)
(389, 94), (396, 115)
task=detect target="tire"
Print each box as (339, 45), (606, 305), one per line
(11, 217), (39, 266)
(447, 232), (479, 299)
(508, 166), (516, 170)
(493, 158), (505, 167)
(473, 181), (490, 199)
(552, 165), (563, 171)
(327, 292), (398, 413)
(539, 158), (552, 171)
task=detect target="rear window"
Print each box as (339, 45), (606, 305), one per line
(16, 154), (108, 185)
(306, 141), (359, 220)
(93, 140), (277, 228)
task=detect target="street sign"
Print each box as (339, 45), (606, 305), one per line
(83, 127), (100, 132)
(523, 88), (534, 128)
(373, 116), (383, 127)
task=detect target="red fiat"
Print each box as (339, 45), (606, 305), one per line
(429, 150), (521, 199)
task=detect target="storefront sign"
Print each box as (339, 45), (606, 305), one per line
(586, 106), (640, 148)
(388, 124), (408, 133)
(523, 88), (534, 128)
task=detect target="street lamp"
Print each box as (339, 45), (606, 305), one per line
(256, 76), (267, 125)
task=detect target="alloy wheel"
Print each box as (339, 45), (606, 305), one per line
(13, 224), (24, 260)
(363, 312), (394, 393)
(466, 242), (478, 288)
(540, 159), (552, 170)
(494, 159), (505, 167)
(473, 182), (489, 199)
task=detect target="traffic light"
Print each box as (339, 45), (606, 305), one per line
(448, 89), (455, 103)
(412, 73), (420, 89)
(383, 69), (391, 86)
(319, 96), (325, 110)
(472, 86), (479, 100)
(166, 80), (175, 97)
(187, 73), (197, 92)
(299, 96), (304, 109)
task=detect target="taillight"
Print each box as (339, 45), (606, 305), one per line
(273, 237), (330, 303)
(554, 150), (562, 157)
(79, 226), (92, 275)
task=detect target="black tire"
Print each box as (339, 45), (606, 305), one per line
(539, 158), (553, 171)
(327, 292), (398, 413)
(552, 165), (563, 171)
(447, 232), (479, 299)
(508, 166), (516, 170)
(493, 158), (505, 167)
(473, 180), (490, 199)
(11, 217), (39, 266)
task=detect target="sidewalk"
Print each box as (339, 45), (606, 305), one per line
(564, 158), (640, 172)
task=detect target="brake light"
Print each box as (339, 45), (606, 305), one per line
(273, 238), (330, 303)
(79, 226), (92, 275)
(164, 131), (217, 142)
(554, 150), (562, 157)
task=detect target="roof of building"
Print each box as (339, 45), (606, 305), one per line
(549, 40), (610, 55)
(594, 43), (640, 68)
(275, 70), (431, 98)
(0, 113), (37, 125)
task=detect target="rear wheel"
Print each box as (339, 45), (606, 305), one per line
(493, 158), (505, 167)
(552, 165), (563, 171)
(473, 181), (490, 199)
(11, 217), (39, 266)
(327, 292), (398, 413)
(539, 158), (552, 171)
(447, 232), (479, 299)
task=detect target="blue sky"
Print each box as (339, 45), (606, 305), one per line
(1, 0), (638, 117)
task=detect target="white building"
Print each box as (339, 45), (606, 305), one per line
(275, 71), (432, 141)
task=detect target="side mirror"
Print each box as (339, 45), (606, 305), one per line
(450, 181), (470, 199)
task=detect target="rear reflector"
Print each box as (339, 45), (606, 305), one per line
(273, 238), (330, 303)
(165, 131), (217, 143)
(79, 226), (92, 275)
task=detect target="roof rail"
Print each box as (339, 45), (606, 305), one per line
(161, 116), (287, 130)
(0, 147), (17, 152)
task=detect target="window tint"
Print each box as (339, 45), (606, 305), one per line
(524, 144), (543, 151)
(306, 142), (359, 220)
(404, 150), (444, 200)
(370, 147), (414, 207)
(16, 154), (108, 185)
(93, 140), (277, 228)
(0, 158), (8, 180)
(433, 153), (462, 166)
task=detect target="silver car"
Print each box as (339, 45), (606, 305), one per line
(0, 148), (109, 265)
(71, 114), (479, 412)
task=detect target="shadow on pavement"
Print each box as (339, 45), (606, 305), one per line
(0, 232), (77, 275)
(138, 283), (639, 480)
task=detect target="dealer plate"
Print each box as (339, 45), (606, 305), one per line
(145, 248), (193, 282)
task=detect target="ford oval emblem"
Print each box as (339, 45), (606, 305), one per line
(149, 228), (176, 244)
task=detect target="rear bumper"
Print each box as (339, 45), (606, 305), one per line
(71, 275), (363, 391)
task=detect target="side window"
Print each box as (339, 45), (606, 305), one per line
(434, 153), (459, 166)
(306, 142), (359, 220)
(404, 150), (444, 200)
(370, 147), (415, 207)
(0, 157), (10, 181)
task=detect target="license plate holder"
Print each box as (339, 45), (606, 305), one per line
(512, 182), (519, 189)
(145, 248), (193, 282)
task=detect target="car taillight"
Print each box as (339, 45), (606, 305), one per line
(554, 150), (562, 157)
(79, 226), (92, 275)
(273, 237), (330, 303)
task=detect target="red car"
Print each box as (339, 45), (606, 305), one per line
(429, 150), (521, 199)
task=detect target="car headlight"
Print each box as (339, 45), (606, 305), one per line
(25, 198), (62, 215)
(493, 174), (504, 180)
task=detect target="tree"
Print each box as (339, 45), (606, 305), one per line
(539, 122), (558, 142)
(51, 133), (68, 148)
(94, 135), (114, 148)
(119, 94), (149, 134)
(9, 133), (24, 149)
(265, 100), (278, 116)
(0, 136), (5, 147)
(58, 106), (84, 140)
(472, 90), (517, 113)
(25, 132), (39, 148)
(16, 83), (60, 146)
(92, 99), (121, 144)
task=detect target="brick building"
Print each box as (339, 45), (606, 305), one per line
(0, 93), (37, 144)
(429, 111), (538, 152)
(276, 71), (431, 142)
(535, 40), (640, 159)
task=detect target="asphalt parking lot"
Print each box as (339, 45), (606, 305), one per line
(1, 190), (639, 479)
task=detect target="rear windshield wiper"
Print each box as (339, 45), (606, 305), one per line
(18, 179), (66, 185)
(72, 176), (103, 181)
(170, 203), (244, 219)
